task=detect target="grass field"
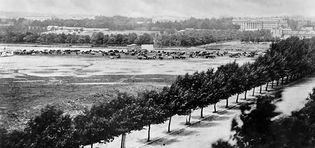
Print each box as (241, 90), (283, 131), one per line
(0, 74), (176, 130)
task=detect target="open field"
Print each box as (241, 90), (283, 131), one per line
(0, 41), (271, 53)
(0, 42), (312, 148)
(0, 74), (174, 130)
(0, 55), (254, 130)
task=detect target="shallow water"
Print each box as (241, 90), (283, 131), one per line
(0, 55), (253, 78)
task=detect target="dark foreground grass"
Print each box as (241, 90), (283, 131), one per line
(0, 74), (177, 130)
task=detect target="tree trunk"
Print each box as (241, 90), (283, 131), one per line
(276, 79), (279, 86)
(265, 82), (269, 91)
(121, 133), (126, 148)
(244, 91), (247, 100)
(213, 103), (217, 113)
(200, 107), (204, 118)
(91, 143), (93, 148)
(260, 85), (262, 94)
(281, 77), (284, 85)
(225, 98), (229, 108)
(252, 87), (255, 96)
(147, 124), (151, 142)
(271, 80), (274, 88)
(236, 94), (239, 103)
(185, 113), (191, 125)
(167, 116), (172, 133)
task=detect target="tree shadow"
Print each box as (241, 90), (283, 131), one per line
(168, 128), (198, 136)
(201, 115), (230, 122)
(215, 110), (234, 115)
(189, 121), (219, 128)
(146, 137), (179, 146)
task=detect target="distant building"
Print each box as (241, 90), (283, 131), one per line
(141, 44), (154, 51)
(45, 26), (159, 36)
(127, 44), (140, 51)
(283, 30), (315, 39)
(301, 27), (314, 31)
(232, 17), (288, 31)
(27, 26), (47, 33)
(152, 16), (187, 23)
(271, 28), (284, 38)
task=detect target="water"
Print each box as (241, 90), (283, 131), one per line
(0, 55), (253, 78)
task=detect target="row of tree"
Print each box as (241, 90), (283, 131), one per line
(1, 17), (238, 32)
(0, 32), (154, 45)
(212, 88), (315, 148)
(1, 37), (315, 148)
(240, 30), (280, 42)
(0, 29), (275, 46)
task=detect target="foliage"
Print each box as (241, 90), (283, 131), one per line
(3, 37), (315, 147)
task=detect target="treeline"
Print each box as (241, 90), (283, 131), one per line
(156, 29), (277, 47)
(0, 30), (275, 46)
(155, 30), (240, 47)
(240, 30), (280, 42)
(3, 17), (238, 31)
(31, 16), (150, 30)
(2, 37), (315, 148)
(213, 89), (315, 148)
(150, 17), (239, 31)
(0, 32), (154, 45)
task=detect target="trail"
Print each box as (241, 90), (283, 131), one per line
(89, 76), (315, 148)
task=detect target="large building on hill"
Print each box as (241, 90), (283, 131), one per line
(232, 17), (288, 31)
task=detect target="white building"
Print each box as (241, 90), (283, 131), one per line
(232, 17), (288, 31)
(141, 44), (154, 51)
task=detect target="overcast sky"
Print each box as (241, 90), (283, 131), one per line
(1, 0), (314, 18)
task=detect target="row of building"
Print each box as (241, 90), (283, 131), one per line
(44, 26), (160, 36)
(232, 17), (288, 31)
(232, 17), (315, 39)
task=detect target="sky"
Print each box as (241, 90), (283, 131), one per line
(0, 0), (315, 18)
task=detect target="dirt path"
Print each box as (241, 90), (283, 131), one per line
(88, 89), (258, 148)
(88, 77), (315, 148)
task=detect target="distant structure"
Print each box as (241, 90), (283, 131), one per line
(232, 17), (315, 39)
(152, 16), (187, 23)
(0, 18), (14, 27)
(282, 30), (315, 39)
(270, 28), (315, 39)
(27, 26), (47, 33)
(232, 17), (288, 31)
(141, 44), (154, 51)
(45, 26), (159, 36)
